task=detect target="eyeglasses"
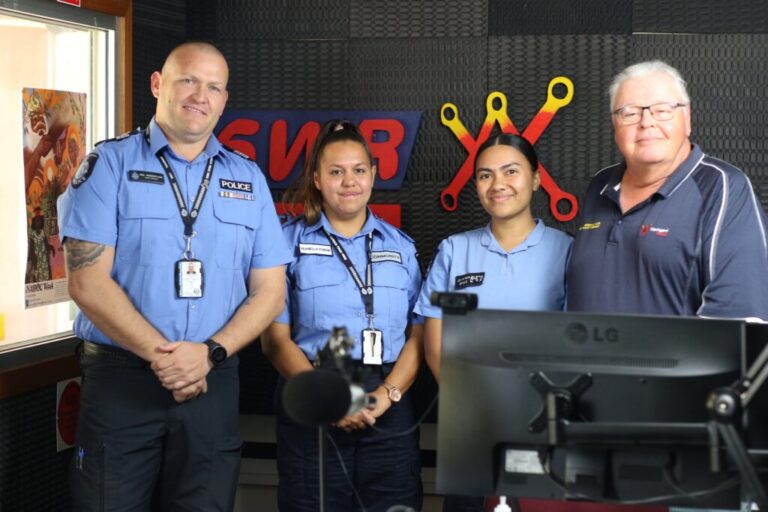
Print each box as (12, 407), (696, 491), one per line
(612, 102), (688, 125)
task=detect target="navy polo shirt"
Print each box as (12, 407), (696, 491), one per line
(567, 144), (768, 321)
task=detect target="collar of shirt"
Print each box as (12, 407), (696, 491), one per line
(304, 208), (383, 240)
(602, 143), (703, 206)
(480, 218), (546, 255)
(147, 117), (224, 163)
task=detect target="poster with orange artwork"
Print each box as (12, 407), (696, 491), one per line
(22, 88), (86, 308)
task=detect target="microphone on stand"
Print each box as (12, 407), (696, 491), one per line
(282, 327), (375, 427)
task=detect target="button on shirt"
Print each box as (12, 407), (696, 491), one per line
(275, 212), (423, 363)
(415, 220), (573, 319)
(57, 119), (293, 346)
(567, 144), (768, 320)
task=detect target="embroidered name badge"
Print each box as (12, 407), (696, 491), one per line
(128, 170), (165, 184)
(299, 243), (333, 256)
(455, 272), (485, 289)
(371, 251), (402, 264)
(578, 221), (601, 231)
(219, 179), (253, 193)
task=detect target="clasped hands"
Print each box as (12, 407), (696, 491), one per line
(150, 341), (211, 403)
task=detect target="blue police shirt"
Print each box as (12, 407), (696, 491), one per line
(414, 220), (573, 319)
(567, 144), (768, 320)
(275, 211), (423, 363)
(57, 119), (293, 347)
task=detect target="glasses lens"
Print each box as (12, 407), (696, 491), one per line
(650, 104), (675, 121)
(619, 107), (641, 125)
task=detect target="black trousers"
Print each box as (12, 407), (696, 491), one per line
(70, 342), (241, 512)
(274, 367), (423, 512)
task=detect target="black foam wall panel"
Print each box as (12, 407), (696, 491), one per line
(220, 40), (350, 110)
(0, 387), (71, 511)
(133, 0), (186, 127)
(634, 0), (768, 34)
(217, 0), (350, 40)
(489, 0), (633, 35)
(351, 0), (487, 38)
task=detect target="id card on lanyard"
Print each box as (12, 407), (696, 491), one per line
(148, 127), (215, 299)
(324, 229), (383, 365)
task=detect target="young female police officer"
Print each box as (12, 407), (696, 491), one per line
(415, 133), (573, 512)
(262, 120), (424, 512)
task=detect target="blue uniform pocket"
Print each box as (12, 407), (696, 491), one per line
(212, 197), (261, 269)
(117, 186), (176, 266)
(374, 261), (412, 328)
(293, 257), (347, 328)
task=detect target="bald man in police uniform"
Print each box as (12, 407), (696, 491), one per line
(58, 41), (292, 511)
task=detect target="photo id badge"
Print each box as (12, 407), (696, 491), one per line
(362, 328), (383, 365)
(176, 259), (203, 298)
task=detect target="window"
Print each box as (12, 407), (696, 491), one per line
(0, 0), (116, 346)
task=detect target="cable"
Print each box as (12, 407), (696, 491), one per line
(541, 451), (742, 506)
(316, 391), (440, 511)
(369, 392), (439, 441)
(326, 432), (368, 512)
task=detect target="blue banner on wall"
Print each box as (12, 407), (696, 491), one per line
(215, 110), (422, 190)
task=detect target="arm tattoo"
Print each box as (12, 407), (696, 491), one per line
(64, 238), (106, 272)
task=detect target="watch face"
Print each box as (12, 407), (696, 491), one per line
(389, 387), (402, 402)
(211, 346), (227, 364)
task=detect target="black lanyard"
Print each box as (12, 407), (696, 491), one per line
(156, 153), (214, 238)
(145, 127), (215, 239)
(323, 229), (374, 320)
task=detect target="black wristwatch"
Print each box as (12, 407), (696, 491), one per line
(204, 339), (227, 367)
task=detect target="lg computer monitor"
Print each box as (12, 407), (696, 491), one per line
(437, 307), (747, 508)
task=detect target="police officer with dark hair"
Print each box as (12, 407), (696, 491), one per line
(416, 133), (572, 512)
(262, 120), (424, 512)
(58, 41), (292, 511)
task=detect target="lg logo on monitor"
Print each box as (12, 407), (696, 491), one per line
(566, 323), (619, 344)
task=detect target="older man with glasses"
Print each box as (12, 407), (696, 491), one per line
(567, 59), (768, 322)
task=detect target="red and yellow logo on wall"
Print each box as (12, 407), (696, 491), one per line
(440, 77), (578, 222)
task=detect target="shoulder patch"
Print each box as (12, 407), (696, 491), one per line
(95, 127), (141, 147)
(71, 152), (99, 188)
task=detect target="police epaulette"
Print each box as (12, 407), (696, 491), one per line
(222, 144), (257, 162)
(95, 127), (142, 146)
(395, 226), (416, 245)
(373, 213), (416, 245)
(281, 213), (305, 226)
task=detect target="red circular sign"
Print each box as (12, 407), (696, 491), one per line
(57, 381), (81, 446)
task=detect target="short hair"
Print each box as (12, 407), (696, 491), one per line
(608, 60), (690, 111)
(282, 120), (373, 225)
(475, 133), (539, 174)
